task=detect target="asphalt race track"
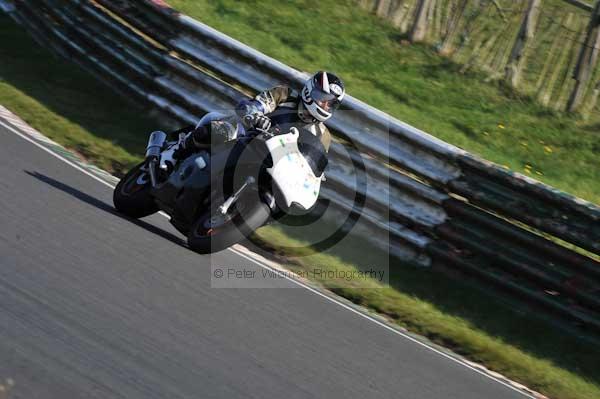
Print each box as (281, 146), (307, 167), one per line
(0, 123), (528, 399)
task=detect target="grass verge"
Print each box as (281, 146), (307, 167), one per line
(2, 12), (600, 399)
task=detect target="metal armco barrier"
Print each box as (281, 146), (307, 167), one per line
(5, 0), (600, 333)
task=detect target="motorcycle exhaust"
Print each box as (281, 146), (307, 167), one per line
(145, 131), (167, 187)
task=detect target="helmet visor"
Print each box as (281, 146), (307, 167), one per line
(310, 87), (341, 113)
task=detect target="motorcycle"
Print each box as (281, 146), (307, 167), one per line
(113, 112), (328, 254)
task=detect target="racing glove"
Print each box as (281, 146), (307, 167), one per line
(243, 113), (272, 131)
(236, 99), (271, 130)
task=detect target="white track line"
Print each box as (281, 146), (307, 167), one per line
(0, 117), (537, 399)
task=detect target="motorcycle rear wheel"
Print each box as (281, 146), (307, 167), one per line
(187, 190), (270, 254)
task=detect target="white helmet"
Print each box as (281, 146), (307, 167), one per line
(301, 71), (345, 122)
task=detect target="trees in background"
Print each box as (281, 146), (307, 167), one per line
(361, 0), (600, 116)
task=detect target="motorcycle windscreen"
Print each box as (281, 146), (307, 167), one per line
(265, 130), (324, 210)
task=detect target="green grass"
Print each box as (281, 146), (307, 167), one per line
(169, 0), (600, 206)
(3, 10), (600, 399)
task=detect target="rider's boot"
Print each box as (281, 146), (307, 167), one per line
(172, 125), (211, 160)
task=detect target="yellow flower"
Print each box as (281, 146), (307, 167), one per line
(524, 169), (532, 174)
(524, 164), (532, 169)
(544, 145), (553, 153)
(520, 141), (528, 147)
(535, 171), (543, 175)
(483, 131), (489, 136)
(498, 124), (505, 129)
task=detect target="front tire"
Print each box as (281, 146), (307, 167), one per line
(113, 162), (159, 218)
(187, 190), (270, 254)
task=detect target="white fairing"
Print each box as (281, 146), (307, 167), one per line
(266, 130), (322, 210)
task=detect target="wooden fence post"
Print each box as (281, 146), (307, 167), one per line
(505, 0), (542, 88)
(375, 0), (393, 17)
(409, 0), (433, 43)
(438, 0), (469, 55)
(567, 0), (600, 112)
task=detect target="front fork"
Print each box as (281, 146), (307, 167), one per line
(145, 131), (167, 188)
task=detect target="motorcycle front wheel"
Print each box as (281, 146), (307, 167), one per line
(187, 190), (270, 254)
(113, 162), (159, 218)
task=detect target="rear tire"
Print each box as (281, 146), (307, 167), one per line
(113, 162), (159, 218)
(187, 190), (270, 254)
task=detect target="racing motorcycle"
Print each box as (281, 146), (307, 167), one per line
(113, 112), (328, 253)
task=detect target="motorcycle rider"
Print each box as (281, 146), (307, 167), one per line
(172, 71), (345, 159)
